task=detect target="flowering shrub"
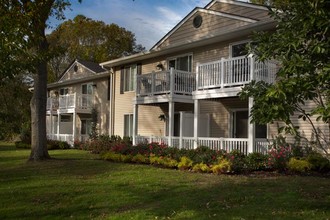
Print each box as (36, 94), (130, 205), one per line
(267, 146), (292, 171)
(224, 150), (246, 173)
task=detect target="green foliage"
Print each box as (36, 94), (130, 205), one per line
(0, 78), (32, 140)
(192, 163), (211, 173)
(225, 150), (247, 173)
(101, 152), (122, 162)
(211, 158), (232, 174)
(178, 156), (193, 170)
(131, 154), (149, 164)
(287, 158), (312, 173)
(15, 141), (31, 149)
(246, 152), (268, 171)
(307, 152), (330, 172)
(47, 15), (145, 80)
(47, 140), (71, 150)
(240, 0), (330, 154)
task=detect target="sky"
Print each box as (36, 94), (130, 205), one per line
(47, 0), (247, 50)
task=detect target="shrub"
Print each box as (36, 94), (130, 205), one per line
(131, 154), (149, 164)
(307, 153), (330, 172)
(226, 150), (246, 173)
(192, 162), (211, 173)
(101, 152), (121, 162)
(287, 158), (312, 173)
(178, 156), (193, 170)
(211, 158), (232, 174)
(47, 140), (71, 150)
(120, 154), (133, 163)
(15, 141), (30, 149)
(159, 157), (178, 168)
(192, 146), (225, 165)
(246, 152), (268, 171)
(267, 145), (292, 171)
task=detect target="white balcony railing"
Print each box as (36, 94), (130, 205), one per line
(136, 68), (196, 97)
(197, 56), (278, 90)
(135, 136), (273, 155)
(47, 93), (94, 111)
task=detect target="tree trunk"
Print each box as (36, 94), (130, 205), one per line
(29, 35), (51, 161)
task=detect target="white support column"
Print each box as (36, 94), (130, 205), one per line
(248, 97), (255, 153)
(193, 99), (199, 149)
(132, 103), (139, 145)
(168, 101), (174, 147)
(179, 111), (184, 149)
(72, 112), (76, 142)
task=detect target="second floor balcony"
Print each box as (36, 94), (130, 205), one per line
(136, 56), (278, 102)
(47, 93), (94, 113)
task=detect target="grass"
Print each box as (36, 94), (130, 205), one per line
(0, 142), (329, 220)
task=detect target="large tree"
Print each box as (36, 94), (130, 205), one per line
(47, 15), (145, 81)
(0, 0), (78, 161)
(240, 0), (330, 154)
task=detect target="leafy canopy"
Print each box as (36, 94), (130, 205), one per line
(240, 0), (330, 153)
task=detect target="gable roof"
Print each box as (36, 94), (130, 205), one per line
(77, 59), (106, 74)
(58, 59), (107, 82)
(150, 0), (268, 51)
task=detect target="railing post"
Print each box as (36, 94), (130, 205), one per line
(170, 68), (175, 94)
(196, 63), (199, 90)
(249, 54), (255, 81)
(132, 103), (138, 146)
(220, 58), (225, 88)
(151, 71), (155, 95)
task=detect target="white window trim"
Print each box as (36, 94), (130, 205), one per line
(123, 113), (134, 137)
(123, 65), (137, 92)
(81, 83), (94, 95)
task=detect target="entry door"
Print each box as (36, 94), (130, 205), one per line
(233, 111), (248, 138)
(81, 83), (93, 108)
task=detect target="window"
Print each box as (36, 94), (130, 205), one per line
(59, 88), (68, 95)
(81, 119), (92, 135)
(124, 65), (137, 92)
(168, 54), (192, 72)
(124, 114), (133, 137)
(256, 124), (267, 138)
(82, 83), (93, 95)
(231, 42), (249, 58)
(60, 115), (72, 122)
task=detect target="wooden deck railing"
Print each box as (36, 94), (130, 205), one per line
(136, 68), (196, 97)
(197, 56), (278, 90)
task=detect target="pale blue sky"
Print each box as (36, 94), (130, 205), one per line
(47, 0), (247, 50)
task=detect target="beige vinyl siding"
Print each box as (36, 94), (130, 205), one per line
(159, 12), (251, 49)
(268, 101), (330, 145)
(113, 67), (135, 136)
(137, 105), (164, 136)
(60, 63), (96, 82)
(209, 2), (270, 21)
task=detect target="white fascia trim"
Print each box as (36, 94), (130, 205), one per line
(200, 8), (258, 23)
(58, 60), (99, 82)
(206, 0), (269, 11)
(151, 8), (256, 51)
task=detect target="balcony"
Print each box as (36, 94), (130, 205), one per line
(136, 69), (195, 104)
(194, 56), (278, 98)
(47, 93), (94, 113)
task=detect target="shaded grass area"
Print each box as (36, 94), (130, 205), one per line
(0, 142), (329, 219)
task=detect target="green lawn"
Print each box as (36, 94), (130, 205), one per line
(0, 142), (329, 220)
